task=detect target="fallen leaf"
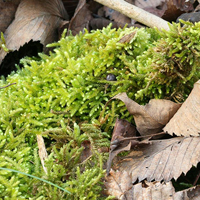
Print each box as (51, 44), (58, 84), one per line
(106, 178), (200, 200)
(103, 6), (131, 24)
(0, 0), (20, 33)
(119, 31), (137, 43)
(163, 0), (194, 21)
(177, 12), (200, 23)
(105, 169), (133, 199)
(106, 118), (140, 175)
(117, 137), (200, 183)
(0, 0), (68, 64)
(164, 80), (200, 137)
(112, 93), (181, 136)
(37, 135), (48, 174)
(134, 0), (194, 21)
(68, 0), (92, 35)
(111, 118), (138, 142)
(122, 181), (176, 200)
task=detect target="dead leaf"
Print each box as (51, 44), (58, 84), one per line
(37, 135), (48, 174)
(164, 80), (200, 137)
(134, 0), (194, 21)
(119, 31), (137, 43)
(111, 118), (138, 142)
(106, 177), (200, 200)
(0, 0), (68, 64)
(117, 137), (200, 183)
(106, 118), (140, 175)
(68, 0), (92, 35)
(177, 12), (200, 23)
(0, 0), (20, 33)
(162, 0), (194, 21)
(135, 0), (165, 8)
(105, 169), (133, 199)
(112, 93), (181, 136)
(103, 6), (131, 24)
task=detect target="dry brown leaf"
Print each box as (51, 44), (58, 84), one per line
(68, 0), (92, 35)
(116, 137), (200, 183)
(163, 0), (194, 21)
(135, 0), (165, 8)
(134, 0), (194, 21)
(106, 118), (139, 174)
(103, 6), (131, 24)
(37, 135), (48, 174)
(0, 0), (68, 64)
(106, 177), (200, 200)
(164, 80), (200, 137)
(119, 31), (136, 43)
(0, 0), (20, 33)
(105, 169), (133, 199)
(112, 93), (181, 136)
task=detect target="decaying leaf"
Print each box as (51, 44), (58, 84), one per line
(106, 177), (200, 200)
(119, 31), (136, 43)
(116, 137), (200, 183)
(0, 0), (68, 64)
(37, 135), (48, 174)
(0, 0), (20, 33)
(112, 92), (181, 136)
(164, 80), (200, 137)
(105, 169), (133, 199)
(106, 118), (138, 175)
(68, 0), (92, 35)
(134, 0), (194, 21)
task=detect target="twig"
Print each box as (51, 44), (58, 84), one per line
(0, 83), (16, 89)
(94, 0), (170, 31)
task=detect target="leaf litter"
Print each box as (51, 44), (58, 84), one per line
(105, 80), (200, 199)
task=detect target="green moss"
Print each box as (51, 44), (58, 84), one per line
(1, 22), (200, 198)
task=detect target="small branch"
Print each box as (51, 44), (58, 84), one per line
(94, 0), (170, 31)
(0, 83), (16, 89)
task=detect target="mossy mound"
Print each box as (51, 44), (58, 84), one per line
(0, 22), (200, 199)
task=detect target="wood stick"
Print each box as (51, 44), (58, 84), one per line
(94, 0), (170, 31)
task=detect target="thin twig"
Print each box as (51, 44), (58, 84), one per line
(0, 83), (16, 89)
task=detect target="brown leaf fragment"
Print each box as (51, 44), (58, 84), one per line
(0, 0), (20, 33)
(107, 118), (142, 175)
(112, 93), (181, 136)
(134, 0), (194, 21)
(111, 118), (138, 142)
(37, 135), (48, 174)
(123, 181), (175, 200)
(119, 31), (136, 43)
(106, 177), (200, 200)
(103, 6), (131, 24)
(107, 142), (132, 175)
(164, 80), (200, 137)
(162, 0), (194, 21)
(123, 137), (200, 183)
(175, 185), (200, 200)
(105, 169), (133, 199)
(68, 0), (92, 35)
(0, 0), (68, 64)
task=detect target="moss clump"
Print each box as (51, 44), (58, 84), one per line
(135, 20), (200, 101)
(1, 22), (200, 198)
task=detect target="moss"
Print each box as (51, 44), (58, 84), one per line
(0, 22), (200, 198)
